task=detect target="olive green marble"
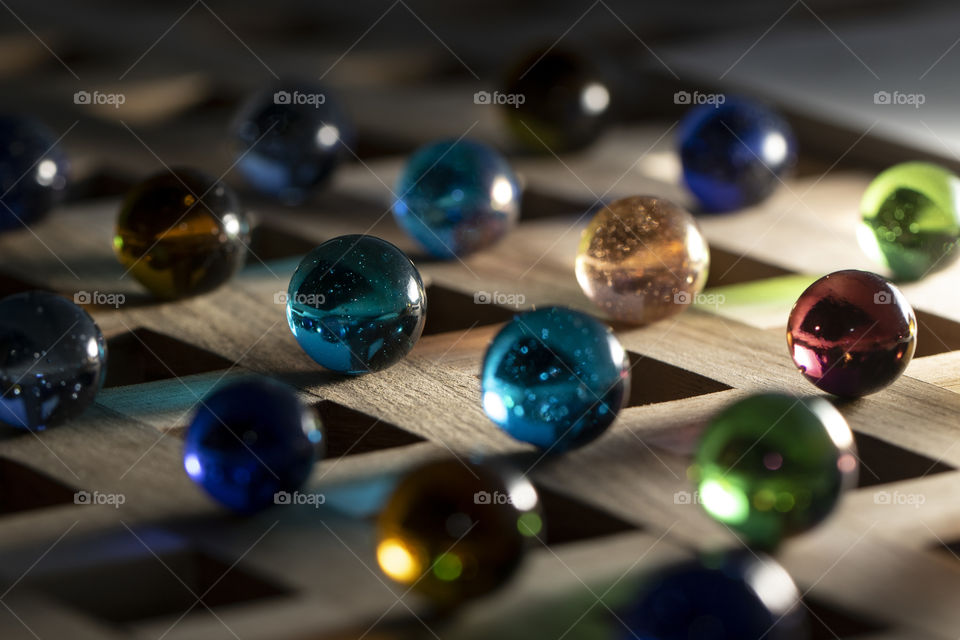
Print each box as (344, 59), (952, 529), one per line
(692, 393), (857, 549)
(859, 161), (960, 281)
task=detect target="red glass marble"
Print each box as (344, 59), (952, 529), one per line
(787, 270), (916, 397)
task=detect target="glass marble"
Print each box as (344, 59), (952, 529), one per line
(618, 552), (808, 640)
(502, 49), (610, 153)
(183, 377), (325, 513)
(787, 270), (916, 397)
(392, 139), (520, 258)
(693, 393), (857, 549)
(0, 292), (106, 430)
(0, 115), (68, 231)
(575, 196), (710, 324)
(481, 306), (630, 451)
(858, 162), (960, 281)
(114, 168), (250, 300)
(287, 234), (426, 374)
(678, 98), (796, 212)
(231, 83), (353, 204)
(376, 458), (542, 606)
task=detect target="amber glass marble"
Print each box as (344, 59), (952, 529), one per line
(575, 196), (710, 324)
(376, 459), (542, 606)
(787, 270), (916, 397)
(114, 169), (250, 299)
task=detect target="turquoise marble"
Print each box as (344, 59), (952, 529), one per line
(481, 307), (630, 451)
(286, 235), (426, 374)
(392, 139), (520, 258)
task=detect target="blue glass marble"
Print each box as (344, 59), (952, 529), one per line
(0, 292), (106, 431)
(678, 98), (796, 213)
(0, 115), (68, 231)
(231, 83), (353, 203)
(287, 235), (426, 374)
(392, 139), (520, 258)
(183, 378), (325, 513)
(618, 553), (808, 640)
(481, 306), (630, 451)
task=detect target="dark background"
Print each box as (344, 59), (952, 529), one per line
(1, 0), (955, 194)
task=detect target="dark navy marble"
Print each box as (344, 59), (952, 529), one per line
(0, 115), (68, 231)
(392, 139), (519, 258)
(617, 553), (808, 640)
(481, 307), (629, 451)
(0, 292), (106, 430)
(678, 98), (795, 213)
(286, 235), (426, 374)
(231, 83), (353, 203)
(183, 378), (325, 513)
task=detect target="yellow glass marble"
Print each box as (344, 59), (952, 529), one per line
(376, 459), (541, 606)
(114, 169), (250, 300)
(575, 196), (710, 324)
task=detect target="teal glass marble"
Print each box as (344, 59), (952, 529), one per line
(858, 162), (960, 281)
(0, 291), (106, 430)
(392, 139), (520, 258)
(481, 307), (630, 451)
(286, 235), (426, 374)
(183, 377), (325, 513)
(693, 393), (858, 549)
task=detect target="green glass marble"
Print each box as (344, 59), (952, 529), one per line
(692, 393), (857, 549)
(859, 162), (960, 281)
